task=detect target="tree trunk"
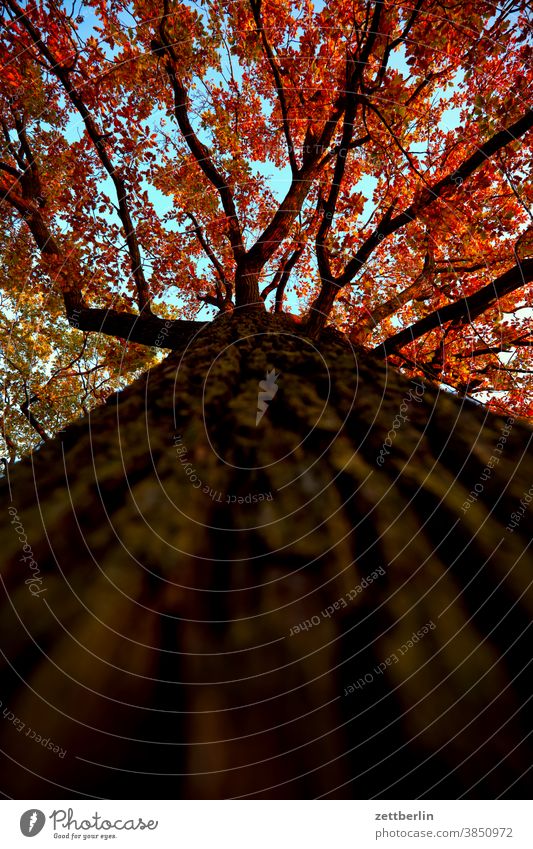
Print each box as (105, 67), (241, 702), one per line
(1, 312), (532, 799)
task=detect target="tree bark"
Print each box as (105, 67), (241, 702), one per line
(1, 312), (532, 799)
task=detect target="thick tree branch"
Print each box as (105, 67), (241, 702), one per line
(307, 102), (531, 338)
(196, 293), (221, 309)
(374, 258), (533, 356)
(451, 333), (533, 359)
(315, 57), (369, 287)
(404, 71), (445, 107)
(157, 1), (245, 265)
(434, 261), (489, 274)
(357, 0), (385, 88)
(353, 259), (499, 341)
(357, 245), (435, 336)
(249, 0), (298, 175)
(480, 366), (533, 375)
(306, 196), (399, 336)
(324, 134), (371, 163)
(1, 111), (45, 206)
(225, 43), (350, 306)
(338, 107), (533, 287)
(274, 244), (304, 313)
(364, 98), (427, 182)
(67, 307), (208, 350)
(13, 113), (41, 196)
(1, 117), (26, 171)
(259, 243), (304, 311)
(369, 0), (424, 92)
(244, 165), (317, 277)
(1, 177), (206, 351)
(0, 178), (85, 313)
(4, 0), (153, 314)
(0, 159), (21, 180)
(261, 248), (292, 300)
(20, 391), (49, 442)
(244, 77), (347, 284)
(186, 212), (231, 306)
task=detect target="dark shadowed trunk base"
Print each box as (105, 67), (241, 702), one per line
(1, 312), (532, 799)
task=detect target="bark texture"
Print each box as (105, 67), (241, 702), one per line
(0, 312), (532, 799)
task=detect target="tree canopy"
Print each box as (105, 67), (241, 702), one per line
(1, 0), (532, 458)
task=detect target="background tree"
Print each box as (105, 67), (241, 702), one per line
(0, 0), (532, 799)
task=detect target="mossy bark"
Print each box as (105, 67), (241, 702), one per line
(1, 312), (532, 798)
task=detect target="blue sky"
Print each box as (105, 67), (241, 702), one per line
(60, 1), (464, 320)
